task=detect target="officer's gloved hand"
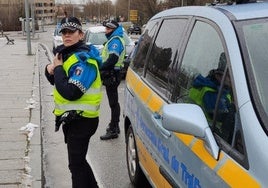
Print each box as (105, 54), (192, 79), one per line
(55, 111), (79, 132)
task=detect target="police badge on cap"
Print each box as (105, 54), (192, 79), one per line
(60, 17), (82, 33)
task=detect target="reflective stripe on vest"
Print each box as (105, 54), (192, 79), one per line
(53, 53), (102, 118)
(55, 103), (100, 112)
(84, 87), (101, 94)
(102, 36), (126, 68)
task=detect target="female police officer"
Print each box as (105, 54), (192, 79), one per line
(45, 17), (102, 188)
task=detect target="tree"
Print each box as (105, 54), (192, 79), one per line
(82, 0), (214, 25)
(0, 0), (24, 31)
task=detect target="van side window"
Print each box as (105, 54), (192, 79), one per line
(174, 20), (246, 162)
(131, 20), (158, 76)
(145, 18), (188, 99)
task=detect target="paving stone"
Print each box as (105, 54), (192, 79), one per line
(0, 159), (24, 171)
(0, 133), (25, 142)
(0, 170), (22, 184)
(0, 141), (26, 151)
(0, 150), (25, 160)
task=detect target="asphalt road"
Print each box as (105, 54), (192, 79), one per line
(38, 25), (137, 188)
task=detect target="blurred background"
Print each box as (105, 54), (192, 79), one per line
(0, 0), (211, 33)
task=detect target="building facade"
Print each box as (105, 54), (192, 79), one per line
(0, 0), (55, 31)
(34, 0), (55, 25)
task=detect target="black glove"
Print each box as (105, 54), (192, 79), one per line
(55, 110), (81, 132)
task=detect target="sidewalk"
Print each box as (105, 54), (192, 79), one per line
(0, 33), (42, 187)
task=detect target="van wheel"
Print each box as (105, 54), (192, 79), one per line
(126, 126), (147, 186)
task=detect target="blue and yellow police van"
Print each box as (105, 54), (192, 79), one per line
(123, 1), (268, 187)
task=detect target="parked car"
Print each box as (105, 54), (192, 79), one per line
(83, 26), (107, 52)
(124, 1), (268, 188)
(127, 24), (142, 35)
(52, 24), (63, 51)
(83, 25), (135, 78)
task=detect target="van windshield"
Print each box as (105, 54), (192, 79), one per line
(236, 18), (268, 130)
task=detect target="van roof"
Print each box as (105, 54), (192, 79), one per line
(150, 2), (268, 21)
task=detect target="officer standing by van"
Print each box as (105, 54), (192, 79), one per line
(45, 16), (102, 187)
(100, 20), (126, 140)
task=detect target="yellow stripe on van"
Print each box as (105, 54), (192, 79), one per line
(147, 94), (164, 112)
(138, 83), (152, 104)
(191, 139), (219, 169)
(217, 159), (260, 188)
(133, 79), (144, 95)
(174, 133), (195, 146)
(127, 69), (164, 113)
(125, 68), (137, 88)
(136, 136), (168, 187)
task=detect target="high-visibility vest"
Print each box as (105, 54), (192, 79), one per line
(189, 86), (216, 108)
(189, 86), (231, 120)
(53, 53), (102, 118)
(102, 36), (125, 68)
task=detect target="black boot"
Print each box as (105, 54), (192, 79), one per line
(100, 125), (119, 140)
(106, 124), (120, 134)
(115, 125), (120, 134)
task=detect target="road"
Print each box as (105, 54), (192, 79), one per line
(38, 25), (138, 188)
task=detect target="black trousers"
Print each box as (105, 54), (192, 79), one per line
(105, 73), (121, 128)
(62, 117), (99, 188)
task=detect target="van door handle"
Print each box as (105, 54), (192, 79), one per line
(151, 113), (171, 138)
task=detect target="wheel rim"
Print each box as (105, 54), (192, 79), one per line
(127, 132), (137, 177)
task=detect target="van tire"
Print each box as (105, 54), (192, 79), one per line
(126, 126), (147, 186)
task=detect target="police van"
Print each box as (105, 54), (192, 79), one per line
(123, 1), (268, 187)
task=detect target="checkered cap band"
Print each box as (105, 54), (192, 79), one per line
(60, 22), (82, 32)
(103, 20), (119, 29)
(105, 22), (118, 29)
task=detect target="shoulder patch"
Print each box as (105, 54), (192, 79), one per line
(112, 43), (118, 49)
(74, 67), (83, 76)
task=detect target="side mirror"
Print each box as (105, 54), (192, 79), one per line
(162, 103), (219, 159)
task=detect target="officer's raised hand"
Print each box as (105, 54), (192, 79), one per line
(53, 53), (63, 67)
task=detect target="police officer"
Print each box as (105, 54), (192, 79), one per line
(189, 52), (231, 121)
(100, 20), (126, 140)
(45, 16), (102, 188)
(189, 53), (235, 143)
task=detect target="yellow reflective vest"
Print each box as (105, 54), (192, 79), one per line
(53, 53), (102, 118)
(102, 36), (125, 68)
